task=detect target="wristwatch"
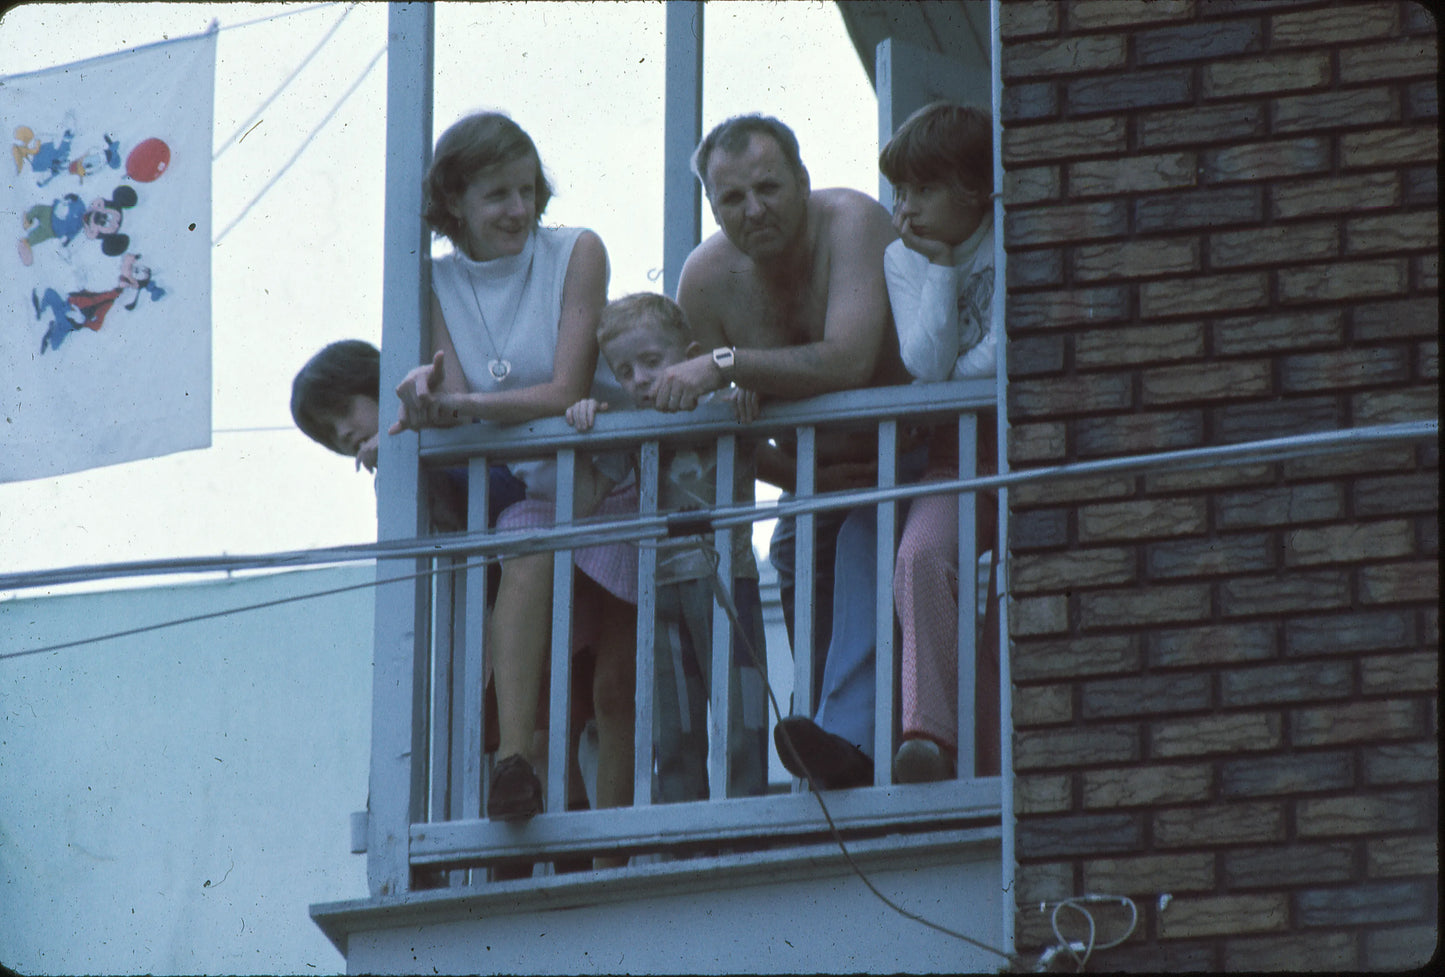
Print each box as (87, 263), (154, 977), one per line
(711, 346), (736, 380)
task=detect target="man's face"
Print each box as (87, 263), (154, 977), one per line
(705, 133), (809, 262)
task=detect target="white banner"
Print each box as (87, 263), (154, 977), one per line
(1, 27), (216, 483)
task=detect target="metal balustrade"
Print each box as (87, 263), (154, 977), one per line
(401, 379), (1003, 879)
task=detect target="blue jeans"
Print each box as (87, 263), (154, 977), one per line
(808, 446), (927, 758)
(769, 505), (847, 711)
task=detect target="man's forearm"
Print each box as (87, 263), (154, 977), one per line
(732, 342), (873, 399)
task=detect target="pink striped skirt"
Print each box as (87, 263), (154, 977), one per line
(495, 482), (640, 606)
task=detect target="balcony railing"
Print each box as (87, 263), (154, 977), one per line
(386, 378), (1001, 882)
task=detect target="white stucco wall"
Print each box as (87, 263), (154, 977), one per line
(0, 566), (374, 975)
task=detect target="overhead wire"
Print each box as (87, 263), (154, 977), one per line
(212, 42), (385, 246)
(213, 2), (359, 161)
(0, 556), (492, 662)
(2, 420), (1432, 595)
(212, 2), (344, 35)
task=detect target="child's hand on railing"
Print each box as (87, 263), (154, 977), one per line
(565, 397), (607, 432)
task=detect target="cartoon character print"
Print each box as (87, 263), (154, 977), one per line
(16, 184), (137, 266)
(11, 125), (44, 174)
(954, 268), (993, 357)
(31, 253), (165, 353)
(20, 128), (74, 181)
(38, 134), (122, 187)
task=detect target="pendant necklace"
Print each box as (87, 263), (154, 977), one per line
(467, 246), (534, 383)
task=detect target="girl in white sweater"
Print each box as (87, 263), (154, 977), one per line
(880, 102), (1000, 783)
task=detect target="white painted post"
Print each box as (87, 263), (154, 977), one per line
(368, 1), (434, 898)
(636, 441), (661, 806)
(663, 0), (703, 301)
(873, 421), (898, 785)
(709, 434), (737, 797)
(461, 457), (493, 820)
(955, 414), (979, 776)
(791, 426), (817, 746)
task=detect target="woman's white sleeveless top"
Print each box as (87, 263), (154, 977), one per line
(432, 226), (623, 497)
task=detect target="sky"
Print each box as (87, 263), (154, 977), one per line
(0, 1), (881, 598)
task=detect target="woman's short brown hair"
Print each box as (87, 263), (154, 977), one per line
(879, 102), (992, 202)
(422, 112), (554, 247)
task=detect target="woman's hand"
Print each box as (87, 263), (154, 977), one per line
(565, 398), (606, 432)
(389, 350), (448, 434)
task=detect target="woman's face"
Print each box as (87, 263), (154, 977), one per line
(448, 153), (538, 261)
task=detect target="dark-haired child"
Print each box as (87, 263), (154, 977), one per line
(879, 101), (1000, 782)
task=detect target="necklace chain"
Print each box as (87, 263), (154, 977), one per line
(466, 245), (534, 383)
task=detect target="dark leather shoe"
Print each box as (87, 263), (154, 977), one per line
(487, 754), (543, 822)
(774, 716), (873, 789)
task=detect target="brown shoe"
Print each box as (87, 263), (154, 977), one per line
(487, 754), (543, 821)
(892, 738), (956, 784)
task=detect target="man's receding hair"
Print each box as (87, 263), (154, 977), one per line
(597, 292), (693, 352)
(691, 114), (804, 197)
(879, 102), (993, 201)
(291, 339), (380, 453)
(422, 111), (554, 248)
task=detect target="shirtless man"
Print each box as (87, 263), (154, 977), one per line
(653, 114), (911, 789)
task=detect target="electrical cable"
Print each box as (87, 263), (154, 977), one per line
(684, 537), (1014, 963)
(0, 556), (495, 662)
(7, 420), (1432, 594)
(1035, 894), (1138, 971)
(213, 2), (344, 35)
(212, 43), (385, 247)
(213, 2), (358, 161)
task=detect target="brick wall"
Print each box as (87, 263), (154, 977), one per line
(998, 1), (1438, 969)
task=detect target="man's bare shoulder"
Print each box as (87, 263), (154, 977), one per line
(679, 229), (752, 293)
(810, 187), (896, 250)
(813, 186), (892, 222)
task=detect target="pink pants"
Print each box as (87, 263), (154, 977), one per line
(893, 478), (1000, 776)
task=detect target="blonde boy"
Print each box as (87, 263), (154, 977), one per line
(568, 293), (768, 801)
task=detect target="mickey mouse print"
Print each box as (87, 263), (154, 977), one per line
(2, 27), (214, 482)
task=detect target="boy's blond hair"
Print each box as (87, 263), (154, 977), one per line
(879, 101), (992, 203)
(597, 292), (693, 353)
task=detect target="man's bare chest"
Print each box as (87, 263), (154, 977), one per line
(723, 274), (829, 348)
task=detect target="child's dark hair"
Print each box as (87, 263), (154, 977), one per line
(423, 112), (554, 248)
(597, 292), (692, 352)
(291, 339), (380, 452)
(879, 102), (992, 201)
